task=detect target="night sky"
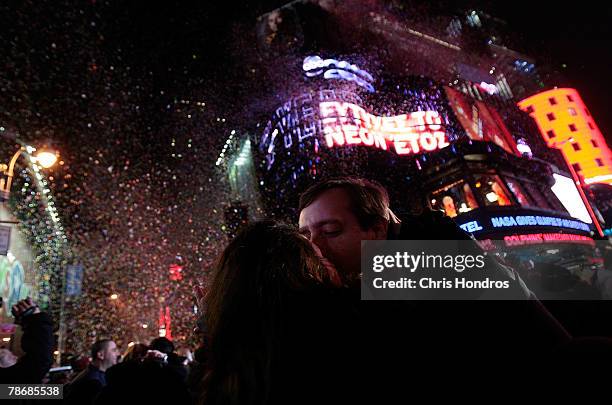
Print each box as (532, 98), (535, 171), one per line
(0, 0), (609, 352)
(490, 0), (612, 144)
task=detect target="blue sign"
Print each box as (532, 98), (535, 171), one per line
(457, 208), (593, 237)
(66, 264), (83, 296)
(490, 215), (590, 232)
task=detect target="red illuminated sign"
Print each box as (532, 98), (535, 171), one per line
(169, 264), (183, 281)
(319, 101), (449, 155)
(504, 233), (594, 247)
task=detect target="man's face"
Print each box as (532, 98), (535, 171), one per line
(101, 341), (119, 368)
(299, 188), (387, 279)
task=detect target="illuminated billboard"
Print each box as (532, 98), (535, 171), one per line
(259, 88), (454, 170)
(518, 88), (612, 185)
(445, 86), (517, 154)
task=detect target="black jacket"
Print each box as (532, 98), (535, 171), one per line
(367, 210), (572, 366)
(95, 357), (191, 405)
(0, 312), (54, 384)
(65, 364), (107, 405)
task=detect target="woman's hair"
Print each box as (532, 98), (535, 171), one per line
(122, 343), (149, 363)
(201, 220), (337, 405)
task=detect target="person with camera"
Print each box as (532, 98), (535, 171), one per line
(0, 297), (54, 383)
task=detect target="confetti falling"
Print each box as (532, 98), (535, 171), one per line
(0, 0), (607, 359)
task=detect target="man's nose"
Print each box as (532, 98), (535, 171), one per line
(310, 233), (328, 252)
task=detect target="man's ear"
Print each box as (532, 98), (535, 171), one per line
(96, 351), (105, 361)
(370, 219), (388, 240)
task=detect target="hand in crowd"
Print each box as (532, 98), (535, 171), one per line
(11, 298), (41, 323)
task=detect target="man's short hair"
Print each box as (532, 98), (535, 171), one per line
(299, 177), (391, 230)
(149, 337), (175, 355)
(91, 339), (113, 360)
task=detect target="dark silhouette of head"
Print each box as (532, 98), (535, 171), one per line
(202, 220), (339, 405)
(149, 337), (174, 355)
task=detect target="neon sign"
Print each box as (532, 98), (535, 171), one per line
(504, 233), (594, 247)
(478, 82), (498, 95)
(259, 89), (452, 169)
(459, 220), (483, 233)
(319, 101), (449, 155)
(303, 55), (375, 92)
(457, 209), (592, 236)
(490, 215), (590, 232)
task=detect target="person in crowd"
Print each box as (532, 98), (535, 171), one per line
(121, 343), (149, 364)
(297, 177), (572, 366)
(149, 337), (188, 381)
(0, 348), (17, 368)
(96, 337), (191, 405)
(68, 355), (90, 382)
(201, 220), (357, 405)
(65, 339), (119, 404)
(0, 298), (54, 383)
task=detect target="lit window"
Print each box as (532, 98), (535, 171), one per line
(546, 129), (556, 138)
(505, 178), (533, 207)
(567, 95), (574, 102)
(523, 182), (552, 210)
(430, 180), (479, 218)
(596, 158), (604, 167)
(592, 140), (599, 148)
(572, 163), (581, 172)
(546, 113), (555, 121)
(588, 122), (595, 130)
(571, 142), (581, 151)
(568, 107), (577, 116)
(474, 175), (512, 207)
(525, 105), (534, 114)
(548, 97), (557, 105)
(569, 124), (577, 132)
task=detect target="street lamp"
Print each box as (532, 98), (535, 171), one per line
(0, 135), (62, 363)
(0, 145), (59, 202)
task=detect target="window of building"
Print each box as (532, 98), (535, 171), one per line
(567, 95), (574, 102)
(547, 112), (556, 121)
(568, 107), (577, 116)
(569, 124), (577, 132)
(523, 182), (552, 210)
(592, 140), (599, 148)
(571, 142), (581, 151)
(588, 122), (595, 130)
(546, 129), (556, 138)
(585, 108), (591, 117)
(504, 177), (533, 207)
(549, 97), (557, 105)
(596, 158), (604, 167)
(525, 105), (534, 114)
(473, 175), (512, 207)
(430, 180), (479, 218)
(572, 163), (582, 172)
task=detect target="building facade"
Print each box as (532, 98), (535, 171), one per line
(217, 1), (609, 296)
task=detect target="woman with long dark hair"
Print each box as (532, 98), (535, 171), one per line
(201, 220), (356, 405)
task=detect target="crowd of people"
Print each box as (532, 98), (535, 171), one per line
(2, 177), (612, 403)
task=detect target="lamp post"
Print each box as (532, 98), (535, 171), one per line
(0, 136), (61, 362)
(0, 145), (58, 201)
